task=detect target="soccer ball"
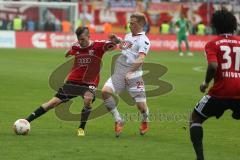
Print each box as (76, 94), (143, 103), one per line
(13, 119), (30, 135)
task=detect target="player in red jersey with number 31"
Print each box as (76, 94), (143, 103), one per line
(189, 10), (240, 160)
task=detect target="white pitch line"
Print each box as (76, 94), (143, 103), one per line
(192, 66), (205, 72)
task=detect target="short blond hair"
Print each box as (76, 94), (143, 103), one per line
(130, 12), (147, 27)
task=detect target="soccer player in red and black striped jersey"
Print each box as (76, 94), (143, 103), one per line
(24, 27), (118, 136)
(190, 10), (240, 160)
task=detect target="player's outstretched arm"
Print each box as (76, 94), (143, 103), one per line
(200, 62), (218, 93)
(103, 34), (122, 52)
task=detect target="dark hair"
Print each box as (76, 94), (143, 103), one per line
(130, 12), (147, 27)
(211, 9), (237, 34)
(75, 26), (89, 37)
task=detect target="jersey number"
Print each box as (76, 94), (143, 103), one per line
(220, 46), (240, 71)
(136, 81), (144, 89)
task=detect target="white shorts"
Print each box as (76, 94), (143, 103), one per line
(104, 73), (146, 103)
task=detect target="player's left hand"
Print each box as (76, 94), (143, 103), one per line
(200, 82), (209, 93)
(109, 34), (121, 44)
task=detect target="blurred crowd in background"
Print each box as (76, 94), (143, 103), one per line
(0, 0), (239, 35)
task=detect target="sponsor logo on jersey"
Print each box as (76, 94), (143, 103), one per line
(78, 58), (91, 65)
(120, 41), (133, 50)
(89, 50), (94, 55)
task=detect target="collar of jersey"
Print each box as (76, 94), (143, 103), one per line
(219, 33), (233, 36)
(132, 31), (145, 37)
(219, 33), (233, 38)
(79, 40), (93, 49)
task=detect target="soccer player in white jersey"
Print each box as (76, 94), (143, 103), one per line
(102, 12), (151, 137)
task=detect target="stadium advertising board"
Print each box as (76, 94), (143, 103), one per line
(15, 32), (216, 51)
(0, 31), (16, 48)
(16, 32), (76, 48)
(148, 34), (214, 51)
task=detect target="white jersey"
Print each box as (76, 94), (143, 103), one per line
(119, 31), (150, 64)
(116, 31), (150, 78)
(104, 32), (150, 102)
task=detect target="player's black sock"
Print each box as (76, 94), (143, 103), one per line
(190, 123), (204, 160)
(26, 106), (46, 122)
(79, 107), (91, 129)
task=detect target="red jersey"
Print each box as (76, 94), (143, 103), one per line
(205, 35), (240, 99)
(66, 40), (114, 87)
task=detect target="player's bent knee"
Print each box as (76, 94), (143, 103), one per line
(84, 98), (93, 106)
(190, 110), (205, 125)
(102, 87), (113, 99)
(136, 101), (148, 112)
(102, 86), (112, 93)
(83, 91), (94, 103)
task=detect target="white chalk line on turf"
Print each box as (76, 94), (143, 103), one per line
(192, 66), (205, 72)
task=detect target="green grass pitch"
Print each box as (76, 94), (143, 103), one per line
(0, 48), (239, 160)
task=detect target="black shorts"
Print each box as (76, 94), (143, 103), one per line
(55, 81), (96, 102)
(194, 95), (240, 120)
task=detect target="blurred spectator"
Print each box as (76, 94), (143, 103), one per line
(196, 21), (206, 35)
(61, 19), (72, 33)
(13, 16), (23, 31)
(76, 18), (82, 28)
(44, 18), (55, 31)
(206, 26), (216, 35)
(103, 22), (112, 33)
(55, 19), (61, 32)
(0, 18), (7, 30)
(190, 16), (198, 35)
(144, 22), (150, 34)
(125, 23), (130, 33)
(236, 24), (240, 35)
(160, 21), (170, 34)
(169, 21), (175, 34)
(7, 20), (12, 30)
(87, 23), (96, 33)
(26, 18), (35, 32)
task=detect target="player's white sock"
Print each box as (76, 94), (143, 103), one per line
(111, 108), (122, 122)
(104, 97), (122, 122)
(141, 107), (149, 122)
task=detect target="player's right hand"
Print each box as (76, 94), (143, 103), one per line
(200, 82), (208, 93)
